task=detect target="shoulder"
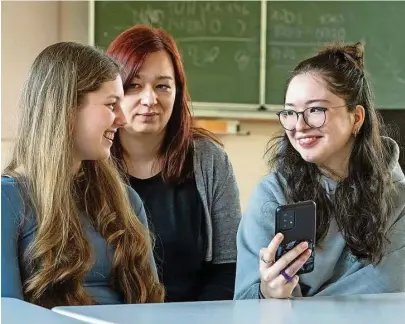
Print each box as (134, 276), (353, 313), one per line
(1, 176), (25, 207)
(247, 172), (287, 215)
(1, 176), (27, 228)
(125, 184), (143, 215)
(381, 137), (405, 227)
(124, 184), (148, 227)
(193, 137), (232, 175)
(2, 176), (20, 191)
(194, 137), (227, 158)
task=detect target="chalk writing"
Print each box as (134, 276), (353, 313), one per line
(269, 8), (304, 25)
(129, 4), (164, 25)
(319, 13), (345, 25)
(315, 27), (346, 41)
(234, 50), (251, 71)
(185, 45), (220, 67)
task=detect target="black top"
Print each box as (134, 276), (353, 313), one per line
(129, 173), (235, 302)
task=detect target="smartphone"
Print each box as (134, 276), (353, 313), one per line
(275, 200), (316, 274)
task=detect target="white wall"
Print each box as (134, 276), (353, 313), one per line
(1, 1), (60, 167)
(1, 1), (281, 209)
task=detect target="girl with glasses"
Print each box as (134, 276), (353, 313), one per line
(235, 42), (405, 299)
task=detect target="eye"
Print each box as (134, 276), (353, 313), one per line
(280, 110), (295, 117)
(308, 107), (325, 114)
(156, 84), (171, 90)
(106, 103), (116, 111)
(127, 83), (141, 90)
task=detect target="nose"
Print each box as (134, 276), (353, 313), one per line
(295, 112), (310, 132)
(113, 104), (127, 128)
(140, 85), (157, 107)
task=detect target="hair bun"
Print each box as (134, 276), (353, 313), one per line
(342, 42), (364, 69)
(319, 42), (365, 70)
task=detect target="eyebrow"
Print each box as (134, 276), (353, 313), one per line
(285, 99), (331, 107)
(106, 95), (121, 101)
(134, 74), (173, 81)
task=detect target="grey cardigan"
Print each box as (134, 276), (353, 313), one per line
(193, 137), (242, 263)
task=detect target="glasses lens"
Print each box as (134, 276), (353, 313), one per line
(278, 110), (297, 130)
(304, 108), (326, 128)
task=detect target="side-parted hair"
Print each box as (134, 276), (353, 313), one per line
(107, 25), (219, 184)
(266, 42), (393, 264)
(3, 42), (164, 307)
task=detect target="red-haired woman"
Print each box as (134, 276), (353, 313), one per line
(107, 25), (241, 302)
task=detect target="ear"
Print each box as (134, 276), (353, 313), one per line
(352, 105), (365, 136)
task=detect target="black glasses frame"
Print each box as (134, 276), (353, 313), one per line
(276, 105), (347, 131)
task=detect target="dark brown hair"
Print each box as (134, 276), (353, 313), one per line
(106, 25), (219, 183)
(267, 42), (393, 264)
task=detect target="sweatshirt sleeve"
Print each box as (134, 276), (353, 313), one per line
(314, 207), (405, 296)
(235, 175), (287, 299)
(1, 179), (24, 299)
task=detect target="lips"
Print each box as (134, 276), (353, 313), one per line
(103, 131), (115, 141)
(137, 112), (158, 117)
(296, 136), (322, 148)
(298, 137), (317, 144)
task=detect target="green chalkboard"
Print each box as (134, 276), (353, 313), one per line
(94, 1), (405, 109)
(266, 1), (405, 108)
(94, 1), (261, 105)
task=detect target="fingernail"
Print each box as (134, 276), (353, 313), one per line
(300, 242), (308, 249)
(306, 249), (312, 255)
(277, 233), (284, 239)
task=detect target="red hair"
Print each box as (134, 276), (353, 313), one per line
(107, 25), (219, 183)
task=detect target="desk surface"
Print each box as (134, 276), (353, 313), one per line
(1, 297), (86, 324)
(53, 293), (405, 324)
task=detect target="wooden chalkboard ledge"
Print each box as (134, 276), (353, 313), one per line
(192, 109), (279, 122)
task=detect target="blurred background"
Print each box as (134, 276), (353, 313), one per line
(2, 1), (404, 210)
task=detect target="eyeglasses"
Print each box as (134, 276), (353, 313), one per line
(276, 105), (347, 131)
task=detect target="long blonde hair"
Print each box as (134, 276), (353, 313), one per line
(3, 42), (164, 307)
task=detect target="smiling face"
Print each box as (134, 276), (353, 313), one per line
(121, 50), (176, 137)
(284, 73), (359, 171)
(73, 76), (126, 162)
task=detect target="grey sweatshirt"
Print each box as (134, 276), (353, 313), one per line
(235, 137), (405, 299)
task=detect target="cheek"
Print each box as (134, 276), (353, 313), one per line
(73, 114), (88, 141)
(160, 94), (175, 114)
(322, 122), (351, 142)
(286, 131), (296, 145)
(122, 95), (138, 115)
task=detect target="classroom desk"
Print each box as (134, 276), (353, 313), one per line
(1, 297), (87, 324)
(53, 292), (405, 324)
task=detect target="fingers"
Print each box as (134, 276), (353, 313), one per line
(261, 273), (300, 299)
(265, 241), (310, 280)
(270, 274), (300, 296)
(274, 249), (312, 286)
(260, 233), (284, 272)
(260, 237), (313, 299)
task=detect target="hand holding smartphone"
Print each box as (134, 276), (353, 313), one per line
(275, 200), (316, 274)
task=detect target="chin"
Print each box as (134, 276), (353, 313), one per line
(96, 150), (111, 161)
(298, 151), (322, 164)
(136, 126), (162, 135)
